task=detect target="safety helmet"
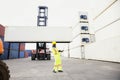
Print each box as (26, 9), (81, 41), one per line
(52, 41), (56, 45)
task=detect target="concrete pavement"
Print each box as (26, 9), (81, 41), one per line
(4, 57), (120, 80)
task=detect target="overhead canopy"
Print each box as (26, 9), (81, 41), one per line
(4, 26), (72, 43)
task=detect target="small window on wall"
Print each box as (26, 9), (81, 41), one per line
(82, 38), (89, 43)
(80, 15), (87, 19)
(81, 26), (88, 31)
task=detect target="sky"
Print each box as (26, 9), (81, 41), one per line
(0, 0), (112, 27)
(0, 0), (92, 26)
(1, 0), (113, 49)
(0, 0), (93, 49)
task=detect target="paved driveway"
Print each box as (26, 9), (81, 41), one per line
(4, 57), (120, 80)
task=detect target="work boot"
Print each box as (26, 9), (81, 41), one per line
(53, 70), (57, 73)
(58, 70), (63, 72)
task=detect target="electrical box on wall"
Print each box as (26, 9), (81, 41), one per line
(90, 34), (96, 43)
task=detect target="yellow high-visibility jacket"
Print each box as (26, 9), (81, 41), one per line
(0, 38), (4, 54)
(52, 48), (61, 65)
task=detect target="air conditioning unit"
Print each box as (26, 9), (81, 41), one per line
(79, 11), (88, 23)
(81, 26), (88, 31)
(80, 15), (87, 20)
(82, 38), (89, 43)
(80, 23), (89, 34)
(81, 34), (90, 45)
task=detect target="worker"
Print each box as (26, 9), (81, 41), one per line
(0, 38), (4, 54)
(52, 41), (63, 73)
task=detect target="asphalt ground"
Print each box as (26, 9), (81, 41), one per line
(4, 57), (120, 80)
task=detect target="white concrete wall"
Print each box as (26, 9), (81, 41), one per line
(70, 35), (81, 49)
(63, 0), (120, 62)
(63, 25), (82, 58)
(70, 46), (81, 58)
(85, 35), (120, 62)
(62, 44), (69, 57)
(85, 0), (120, 62)
(63, 11), (90, 59)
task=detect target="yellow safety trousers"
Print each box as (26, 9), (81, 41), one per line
(52, 48), (63, 71)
